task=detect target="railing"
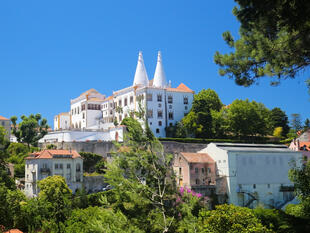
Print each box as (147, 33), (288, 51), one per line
(40, 168), (51, 174)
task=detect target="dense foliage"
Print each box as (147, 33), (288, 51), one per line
(11, 114), (49, 147)
(167, 89), (292, 140)
(214, 0), (310, 88)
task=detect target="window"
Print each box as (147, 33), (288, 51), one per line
(157, 94), (162, 102)
(207, 168), (211, 173)
(110, 103), (113, 108)
(253, 184), (256, 189)
(158, 103), (162, 108)
(82, 104), (85, 111)
(195, 167), (198, 173)
(157, 110), (163, 118)
(147, 94), (152, 101)
(190, 164), (193, 170)
(202, 168), (205, 173)
(60, 164), (63, 169)
(67, 164), (71, 169)
(27, 174), (29, 178)
(76, 175), (81, 182)
(158, 121), (162, 126)
(110, 110), (113, 115)
(168, 96), (173, 103)
(185, 106), (188, 110)
(156, 128), (160, 133)
(55, 164), (59, 169)
(82, 113), (85, 119)
(195, 179), (200, 185)
(179, 167), (182, 174)
(267, 184), (270, 188)
(147, 109), (153, 118)
(118, 100), (122, 107)
(77, 107), (80, 114)
(76, 164), (81, 172)
(168, 112), (174, 120)
(71, 109), (73, 115)
(169, 123), (173, 126)
(150, 122), (152, 125)
(184, 96), (188, 104)
(130, 96), (134, 104)
(169, 105), (172, 109)
(124, 98), (128, 106)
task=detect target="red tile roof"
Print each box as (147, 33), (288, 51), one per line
(181, 152), (214, 163)
(26, 149), (82, 160)
(166, 83), (194, 93)
(80, 88), (99, 97)
(299, 142), (310, 150)
(0, 115), (9, 121)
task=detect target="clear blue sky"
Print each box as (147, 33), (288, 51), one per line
(0, 0), (309, 128)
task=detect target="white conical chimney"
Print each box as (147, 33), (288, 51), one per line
(133, 51), (149, 86)
(153, 51), (167, 88)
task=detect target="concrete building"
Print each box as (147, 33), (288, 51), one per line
(24, 149), (83, 197)
(54, 112), (70, 131)
(199, 143), (302, 208)
(0, 115), (10, 140)
(52, 51), (194, 138)
(173, 152), (216, 196)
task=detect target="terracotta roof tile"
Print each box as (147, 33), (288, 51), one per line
(80, 88), (99, 97)
(0, 115), (9, 121)
(181, 152), (214, 163)
(26, 149), (82, 160)
(103, 95), (114, 101)
(166, 83), (194, 93)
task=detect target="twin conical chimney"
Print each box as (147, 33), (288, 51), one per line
(133, 51), (149, 86)
(153, 51), (167, 88)
(132, 51), (167, 88)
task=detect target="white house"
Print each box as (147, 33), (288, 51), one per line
(101, 51), (194, 137)
(54, 112), (70, 131)
(24, 149), (83, 197)
(199, 143), (302, 209)
(52, 51), (194, 138)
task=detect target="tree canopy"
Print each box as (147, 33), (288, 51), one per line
(11, 114), (49, 147)
(214, 0), (310, 87)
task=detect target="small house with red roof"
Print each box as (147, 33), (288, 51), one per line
(24, 149), (83, 197)
(173, 152), (216, 196)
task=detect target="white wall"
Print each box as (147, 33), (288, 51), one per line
(39, 126), (125, 143)
(24, 157), (83, 197)
(200, 143), (302, 208)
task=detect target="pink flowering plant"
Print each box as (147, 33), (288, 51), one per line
(174, 187), (209, 232)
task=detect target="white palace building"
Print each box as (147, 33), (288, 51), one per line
(41, 51), (194, 143)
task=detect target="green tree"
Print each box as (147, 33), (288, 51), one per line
(79, 152), (103, 173)
(225, 99), (270, 138)
(289, 160), (310, 218)
(180, 89), (223, 139)
(198, 204), (272, 232)
(103, 118), (178, 232)
(38, 176), (72, 232)
(214, 1), (310, 88)
(191, 89), (223, 113)
(290, 113), (302, 132)
(11, 114), (49, 147)
(270, 108), (290, 137)
(304, 118), (310, 131)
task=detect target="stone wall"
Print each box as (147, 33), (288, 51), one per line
(39, 140), (208, 158)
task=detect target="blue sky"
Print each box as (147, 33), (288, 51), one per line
(0, 0), (309, 127)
